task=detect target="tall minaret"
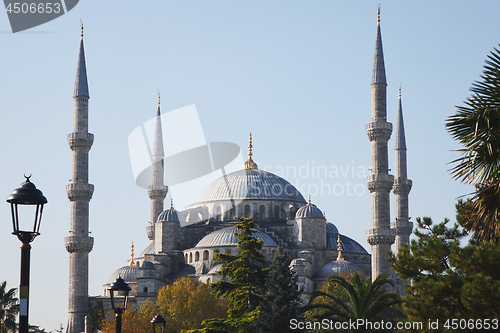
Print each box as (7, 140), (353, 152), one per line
(365, 8), (395, 281)
(65, 24), (94, 333)
(146, 94), (168, 243)
(391, 87), (412, 255)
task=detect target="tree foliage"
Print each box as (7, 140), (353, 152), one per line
(446, 45), (500, 241)
(100, 277), (228, 333)
(0, 281), (19, 333)
(256, 247), (303, 333)
(389, 217), (500, 331)
(303, 273), (401, 333)
(187, 217), (268, 333)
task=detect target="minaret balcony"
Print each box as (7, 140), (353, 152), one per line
(147, 185), (168, 200)
(68, 132), (94, 151)
(66, 183), (94, 201)
(366, 122), (392, 142)
(366, 174), (394, 193)
(390, 221), (413, 236)
(64, 235), (94, 253)
(366, 228), (395, 245)
(392, 178), (412, 194)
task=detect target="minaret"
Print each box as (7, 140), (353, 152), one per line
(147, 94), (168, 243)
(365, 8), (395, 281)
(391, 87), (412, 255)
(65, 23), (94, 333)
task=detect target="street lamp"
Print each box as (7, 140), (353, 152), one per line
(108, 276), (131, 333)
(7, 175), (47, 333)
(151, 313), (167, 333)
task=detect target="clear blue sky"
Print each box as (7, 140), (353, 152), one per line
(0, 1), (498, 331)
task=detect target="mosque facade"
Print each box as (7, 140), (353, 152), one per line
(66, 10), (411, 332)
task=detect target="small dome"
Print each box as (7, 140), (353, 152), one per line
(195, 226), (278, 248)
(141, 261), (156, 269)
(108, 265), (140, 284)
(326, 222), (339, 234)
(157, 208), (180, 222)
(315, 260), (361, 281)
(290, 258), (306, 266)
(296, 203), (323, 219)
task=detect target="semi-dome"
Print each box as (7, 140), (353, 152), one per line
(190, 169), (306, 205)
(326, 233), (368, 254)
(139, 242), (155, 257)
(315, 260), (361, 280)
(195, 226), (278, 248)
(326, 222), (339, 234)
(296, 198), (323, 218)
(290, 258), (307, 266)
(207, 264), (222, 274)
(107, 265), (140, 284)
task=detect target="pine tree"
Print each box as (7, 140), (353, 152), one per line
(389, 216), (500, 331)
(256, 247), (303, 333)
(191, 217), (268, 333)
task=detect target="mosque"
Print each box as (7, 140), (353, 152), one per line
(65, 9), (411, 333)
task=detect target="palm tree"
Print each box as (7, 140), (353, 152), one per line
(446, 45), (500, 241)
(0, 281), (19, 333)
(304, 274), (401, 333)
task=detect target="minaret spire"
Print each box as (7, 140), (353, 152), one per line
(65, 25), (94, 333)
(391, 87), (412, 256)
(365, 7), (395, 282)
(147, 93), (168, 242)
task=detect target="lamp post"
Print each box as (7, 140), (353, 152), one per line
(108, 276), (131, 333)
(6, 175), (47, 333)
(151, 313), (167, 333)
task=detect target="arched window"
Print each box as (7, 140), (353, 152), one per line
(207, 278), (211, 284)
(189, 252), (193, 263)
(195, 251), (200, 262)
(185, 253), (188, 263)
(216, 205), (222, 220)
(245, 205), (251, 218)
(259, 205), (265, 219)
(203, 250), (209, 261)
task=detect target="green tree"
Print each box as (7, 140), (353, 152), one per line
(256, 247), (303, 333)
(188, 217), (268, 333)
(0, 281), (19, 333)
(446, 45), (500, 241)
(389, 217), (500, 331)
(303, 273), (401, 333)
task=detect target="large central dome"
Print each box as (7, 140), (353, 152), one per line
(192, 169), (306, 204)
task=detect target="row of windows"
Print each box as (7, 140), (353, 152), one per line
(184, 248), (278, 263)
(213, 204), (294, 220)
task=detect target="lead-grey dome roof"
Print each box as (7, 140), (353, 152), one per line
(296, 204), (323, 218)
(195, 226), (278, 248)
(107, 265), (140, 284)
(192, 169), (306, 204)
(326, 225), (368, 254)
(315, 260), (361, 280)
(157, 208), (180, 222)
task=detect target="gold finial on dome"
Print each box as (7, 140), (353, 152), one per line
(158, 91), (161, 106)
(243, 133), (258, 170)
(129, 241), (135, 266)
(398, 84), (401, 98)
(337, 234), (344, 261)
(169, 199), (174, 210)
(307, 195), (312, 206)
(377, 5), (380, 23)
(80, 20), (84, 39)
